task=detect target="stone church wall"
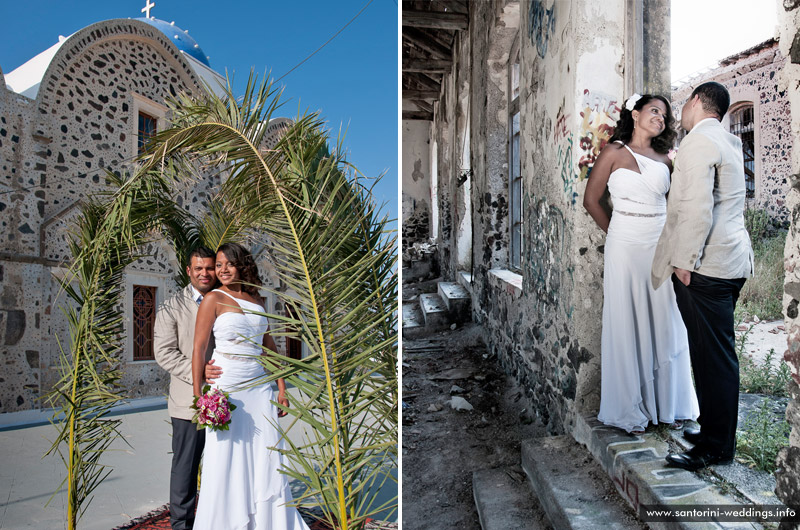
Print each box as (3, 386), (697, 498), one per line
(0, 19), (219, 413)
(672, 43), (792, 225)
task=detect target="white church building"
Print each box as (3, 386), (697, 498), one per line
(0, 8), (288, 414)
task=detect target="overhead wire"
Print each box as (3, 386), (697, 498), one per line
(274, 0), (374, 83)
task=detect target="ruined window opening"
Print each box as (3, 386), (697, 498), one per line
(132, 285), (157, 361)
(138, 111), (157, 154)
(509, 45), (522, 270)
(729, 104), (755, 199)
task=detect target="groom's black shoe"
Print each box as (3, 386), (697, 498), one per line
(682, 428), (701, 445)
(665, 449), (733, 471)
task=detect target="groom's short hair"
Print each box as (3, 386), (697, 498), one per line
(187, 245), (215, 263)
(691, 82), (730, 120)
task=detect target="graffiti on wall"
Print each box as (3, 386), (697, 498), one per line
(528, 0), (556, 59)
(553, 106), (571, 144)
(557, 134), (578, 206)
(578, 89), (619, 180)
(528, 196), (574, 317)
(613, 470), (640, 511)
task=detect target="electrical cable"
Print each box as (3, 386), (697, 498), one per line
(274, 0), (374, 83)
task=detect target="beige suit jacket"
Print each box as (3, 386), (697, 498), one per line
(652, 118), (754, 289)
(154, 285), (214, 420)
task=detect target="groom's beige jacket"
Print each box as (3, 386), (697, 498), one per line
(154, 285), (214, 420)
(651, 118), (754, 289)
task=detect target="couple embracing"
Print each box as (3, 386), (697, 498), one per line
(584, 82), (754, 471)
(154, 243), (310, 529)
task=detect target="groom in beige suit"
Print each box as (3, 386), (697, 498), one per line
(652, 82), (753, 471)
(154, 247), (222, 530)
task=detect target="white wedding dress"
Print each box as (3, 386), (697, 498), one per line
(195, 289), (309, 530)
(597, 143), (699, 433)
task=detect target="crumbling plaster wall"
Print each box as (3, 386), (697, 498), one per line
(402, 120), (431, 252)
(468, 0), (516, 297)
(673, 44), (791, 225)
(774, 0), (800, 512)
(432, 30), (469, 279)
(430, 0), (626, 433)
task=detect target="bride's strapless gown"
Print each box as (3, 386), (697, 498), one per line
(195, 289), (309, 530)
(597, 143), (699, 433)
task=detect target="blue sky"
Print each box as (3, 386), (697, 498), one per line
(0, 0), (399, 226)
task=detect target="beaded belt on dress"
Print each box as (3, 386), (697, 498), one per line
(614, 210), (665, 218)
(218, 351), (261, 362)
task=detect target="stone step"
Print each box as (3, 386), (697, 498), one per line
(573, 414), (762, 530)
(401, 301), (428, 339)
(437, 281), (471, 322)
(457, 270), (473, 295)
(472, 466), (548, 530)
(419, 292), (451, 330)
(521, 436), (645, 530)
(402, 301), (424, 330)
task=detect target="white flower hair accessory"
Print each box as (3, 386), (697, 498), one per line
(625, 93), (642, 111)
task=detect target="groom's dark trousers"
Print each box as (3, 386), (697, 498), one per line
(672, 272), (745, 457)
(170, 418), (205, 530)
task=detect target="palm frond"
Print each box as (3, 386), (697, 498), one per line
(139, 74), (397, 530)
(45, 170), (175, 529)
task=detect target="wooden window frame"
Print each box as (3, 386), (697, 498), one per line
(729, 104), (756, 199)
(132, 284), (157, 361)
(137, 111), (157, 154)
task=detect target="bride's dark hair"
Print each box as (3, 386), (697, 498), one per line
(609, 94), (677, 154)
(217, 242), (262, 296)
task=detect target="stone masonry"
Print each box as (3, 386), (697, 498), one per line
(0, 18), (284, 413)
(673, 39), (792, 226)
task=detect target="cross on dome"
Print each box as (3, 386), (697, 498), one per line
(141, 0), (155, 18)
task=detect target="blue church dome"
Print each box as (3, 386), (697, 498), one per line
(136, 17), (210, 67)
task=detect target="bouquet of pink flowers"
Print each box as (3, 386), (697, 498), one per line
(191, 385), (236, 431)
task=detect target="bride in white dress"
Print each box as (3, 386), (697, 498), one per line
(583, 94), (699, 434)
(192, 242), (309, 530)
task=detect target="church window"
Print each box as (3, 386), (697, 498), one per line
(132, 285), (157, 361)
(131, 93), (167, 157)
(730, 104), (755, 199)
(138, 112), (157, 153)
(508, 44), (522, 271)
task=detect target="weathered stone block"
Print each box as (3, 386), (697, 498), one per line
(777, 446), (800, 508)
(25, 350), (39, 369)
(4, 310), (25, 345)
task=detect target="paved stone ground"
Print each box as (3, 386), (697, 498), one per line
(738, 319), (788, 369)
(0, 389), (397, 529)
(401, 323), (552, 529)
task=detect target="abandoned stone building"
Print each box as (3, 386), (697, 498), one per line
(404, 0), (671, 431)
(403, 0), (800, 521)
(672, 38), (791, 226)
(0, 15), (290, 415)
